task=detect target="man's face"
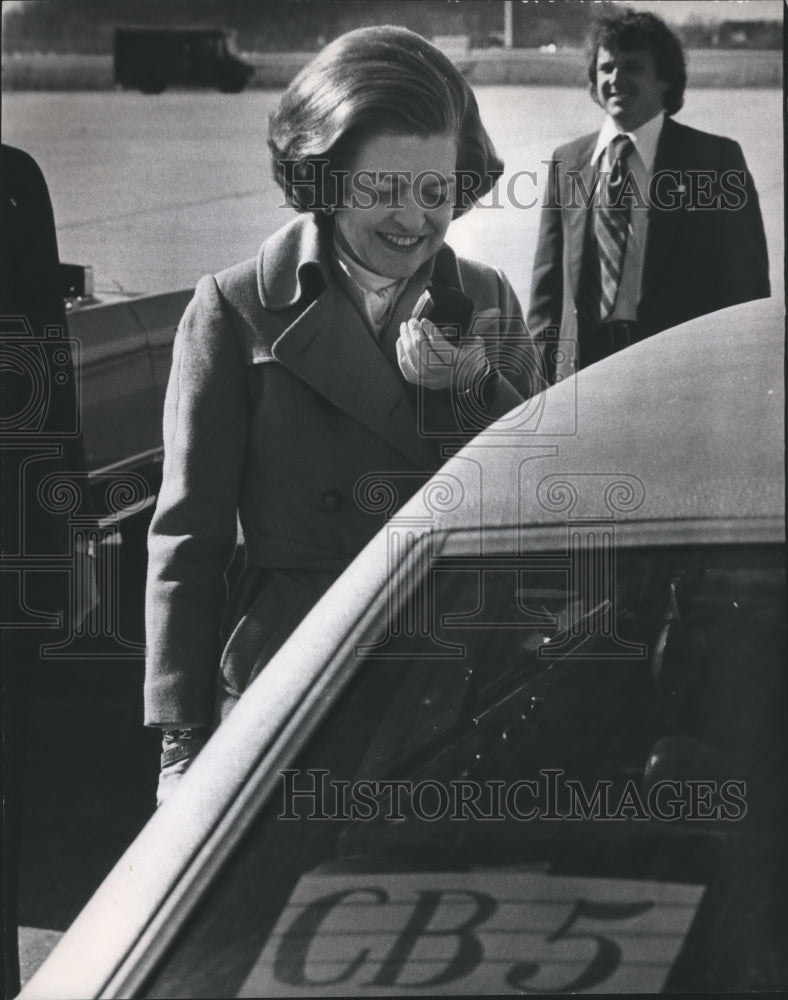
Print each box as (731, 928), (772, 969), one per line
(594, 44), (669, 131)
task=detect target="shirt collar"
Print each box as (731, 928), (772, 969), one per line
(332, 233), (404, 296)
(591, 109), (665, 174)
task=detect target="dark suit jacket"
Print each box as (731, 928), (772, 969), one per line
(528, 117), (770, 380)
(1, 144), (84, 999)
(144, 214), (533, 726)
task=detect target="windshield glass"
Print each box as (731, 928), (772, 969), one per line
(142, 542), (786, 996)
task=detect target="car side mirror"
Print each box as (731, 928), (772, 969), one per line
(60, 263), (94, 303)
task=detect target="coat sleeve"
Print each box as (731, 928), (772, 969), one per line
(715, 139), (770, 305)
(527, 153), (565, 384)
(144, 275), (249, 727)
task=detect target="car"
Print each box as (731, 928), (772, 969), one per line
(51, 281), (190, 531)
(21, 297), (785, 997)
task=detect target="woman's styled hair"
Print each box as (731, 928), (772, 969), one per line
(268, 25), (503, 218)
(586, 9), (687, 116)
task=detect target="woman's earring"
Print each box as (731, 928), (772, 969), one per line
(324, 204), (335, 216)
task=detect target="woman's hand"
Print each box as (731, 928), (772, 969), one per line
(156, 755), (194, 808)
(396, 317), (489, 392)
(156, 728), (210, 807)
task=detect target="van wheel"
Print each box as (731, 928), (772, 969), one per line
(140, 79), (166, 94)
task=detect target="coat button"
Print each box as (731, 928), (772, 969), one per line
(320, 489), (343, 512)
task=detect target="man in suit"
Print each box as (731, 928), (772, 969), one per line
(1, 145), (86, 998)
(528, 9), (770, 381)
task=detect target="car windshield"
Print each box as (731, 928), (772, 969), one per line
(142, 541), (785, 996)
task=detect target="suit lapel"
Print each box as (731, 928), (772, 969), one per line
(271, 281), (438, 470)
(565, 136), (599, 301)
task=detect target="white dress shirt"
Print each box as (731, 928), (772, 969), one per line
(591, 110), (665, 323)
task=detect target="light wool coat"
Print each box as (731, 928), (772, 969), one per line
(144, 214), (534, 725)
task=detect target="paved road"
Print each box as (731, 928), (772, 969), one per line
(2, 86), (783, 308)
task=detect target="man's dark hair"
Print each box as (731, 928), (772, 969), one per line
(586, 9), (687, 116)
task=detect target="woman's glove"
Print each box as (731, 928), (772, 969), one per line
(156, 728), (210, 807)
(397, 317), (489, 392)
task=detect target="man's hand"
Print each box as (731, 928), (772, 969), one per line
(396, 317), (488, 391)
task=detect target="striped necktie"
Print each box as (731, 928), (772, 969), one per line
(589, 134), (634, 324)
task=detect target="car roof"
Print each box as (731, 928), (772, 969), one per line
(425, 297), (784, 539)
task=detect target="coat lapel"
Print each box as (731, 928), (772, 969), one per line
(271, 279), (439, 470)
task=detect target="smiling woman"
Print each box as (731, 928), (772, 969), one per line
(332, 133), (458, 281)
(144, 25), (540, 806)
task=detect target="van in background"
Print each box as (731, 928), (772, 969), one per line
(114, 28), (253, 93)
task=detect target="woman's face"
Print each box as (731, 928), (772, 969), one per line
(333, 131), (458, 280)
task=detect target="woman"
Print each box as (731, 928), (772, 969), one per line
(145, 25), (535, 803)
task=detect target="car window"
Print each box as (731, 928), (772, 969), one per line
(141, 542), (785, 996)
